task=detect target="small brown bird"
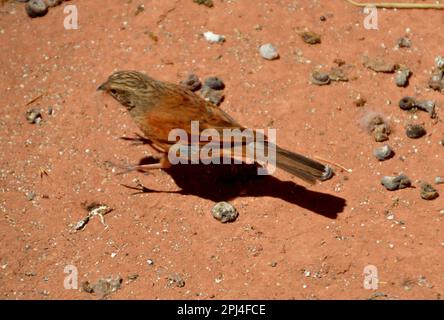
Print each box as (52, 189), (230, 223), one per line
(97, 71), (332, 184)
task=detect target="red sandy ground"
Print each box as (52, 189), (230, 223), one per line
(0, 0), (443, 300)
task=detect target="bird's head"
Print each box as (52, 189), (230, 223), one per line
(97, 71), (153, 111)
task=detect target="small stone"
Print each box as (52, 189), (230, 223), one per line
(93, 276), (122, 298)
(320, 16), (327, 22)
(81, 281), (94, 293)
(193, 0), (214, 7)
(82, 276), (122, 297)
(134, 4), (145, 15)
(201, 86), (224, 106)
(435, 177), (444, 185)
(373, 125), (390, 142)
(25, 191), (36, 201)
(420, 183), (439, 200)
(180, 74), (201, 92)
(128, 274), (139, 281)
(435, 56), (444, 70)
(398, 96), (416, 110)
(363, 56), (395, 73)
(301, 31), (321, 45)
(406, 124), (426, 139)
(334, 58), (346, 67)
(203, 31), (225, 43)
(25, 108), (42, 124)
(47, 106), (54, 115)
(328, 67), (348, 82)
(415, 100), (436, 118)
(381, 174), (411, 191)
(373, 145), (394, 161)
(395, 68), (411, 87)
(353, 96), (366, 107)
(428, 74), (444, 92)
(43, 0), (63, 7)
(25, 0), (48, 18)
(167, 274), (185, 288)
(211, 201), (238, 223)
(203, 77), (225, 90)
(310, 70), (330, 85)
(396, 37), (411, 48)
(364, 114), (391, 142)
(259, 43), (279, 60)
(269, 261), (278, 267)
(146, 259), (154, 265)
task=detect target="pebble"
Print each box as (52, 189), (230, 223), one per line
(193, 0), (214, 7)
(398, 96), (416, 110)
(180, 74), (201, 92)
(353, 96), (367, 107)
(82, 276), (123, 298)
(26, 191), (36, 201)
(381, 174), (411, 191)
(428, 71), (444, 92)
(201, 86), (224, 106)
(25, 108), (42, 124)
(211, 201), (238, 223)
(415, 100), (436, 118)
(44, 0), (63, 7)
(301, 31), (321, 45)
(373, 124), (390, 142)
(435, 177), (444, 185)
(167, 274), (185, 288)
(204, 77), (225, 90)
(420, 183), (439, 200)
(435, 56), (444, 70)
(406, 124), (426, 139)
(373, 145), (394, 161)
(203, 31), (225, 43)
(25, 0), (48, 18)
(397, 37), (411, 48)
(429, 57), (444, 91)
(328, 66), (349, 82)
(365, 114), (391, 142)
(135, 4), (145, 15)
(310, 70), (330, 85)
(395, 67), (411, 87)
(363, 56), (395, 73)
(259, 43), (279, 60)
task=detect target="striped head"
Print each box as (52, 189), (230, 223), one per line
(97, 70), (157, 111)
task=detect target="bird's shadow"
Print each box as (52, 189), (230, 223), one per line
(122, 154), (346, 219)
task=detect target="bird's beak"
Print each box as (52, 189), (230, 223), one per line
(97, 82), (107, 91)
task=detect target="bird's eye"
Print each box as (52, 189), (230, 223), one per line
(110, 89), (117, 95)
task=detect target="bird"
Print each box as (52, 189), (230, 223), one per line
(97, 70), (332, 184)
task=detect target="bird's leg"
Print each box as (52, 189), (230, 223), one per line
(115, 153), (171, 175)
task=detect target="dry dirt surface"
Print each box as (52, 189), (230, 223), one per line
(0, 0), (443, 300)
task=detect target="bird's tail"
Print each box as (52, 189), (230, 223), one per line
(270, 143), (332, 184)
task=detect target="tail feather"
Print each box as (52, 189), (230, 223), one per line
(273, 144), (330, 184)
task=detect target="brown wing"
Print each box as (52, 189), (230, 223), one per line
(140, 84), (246, 150)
